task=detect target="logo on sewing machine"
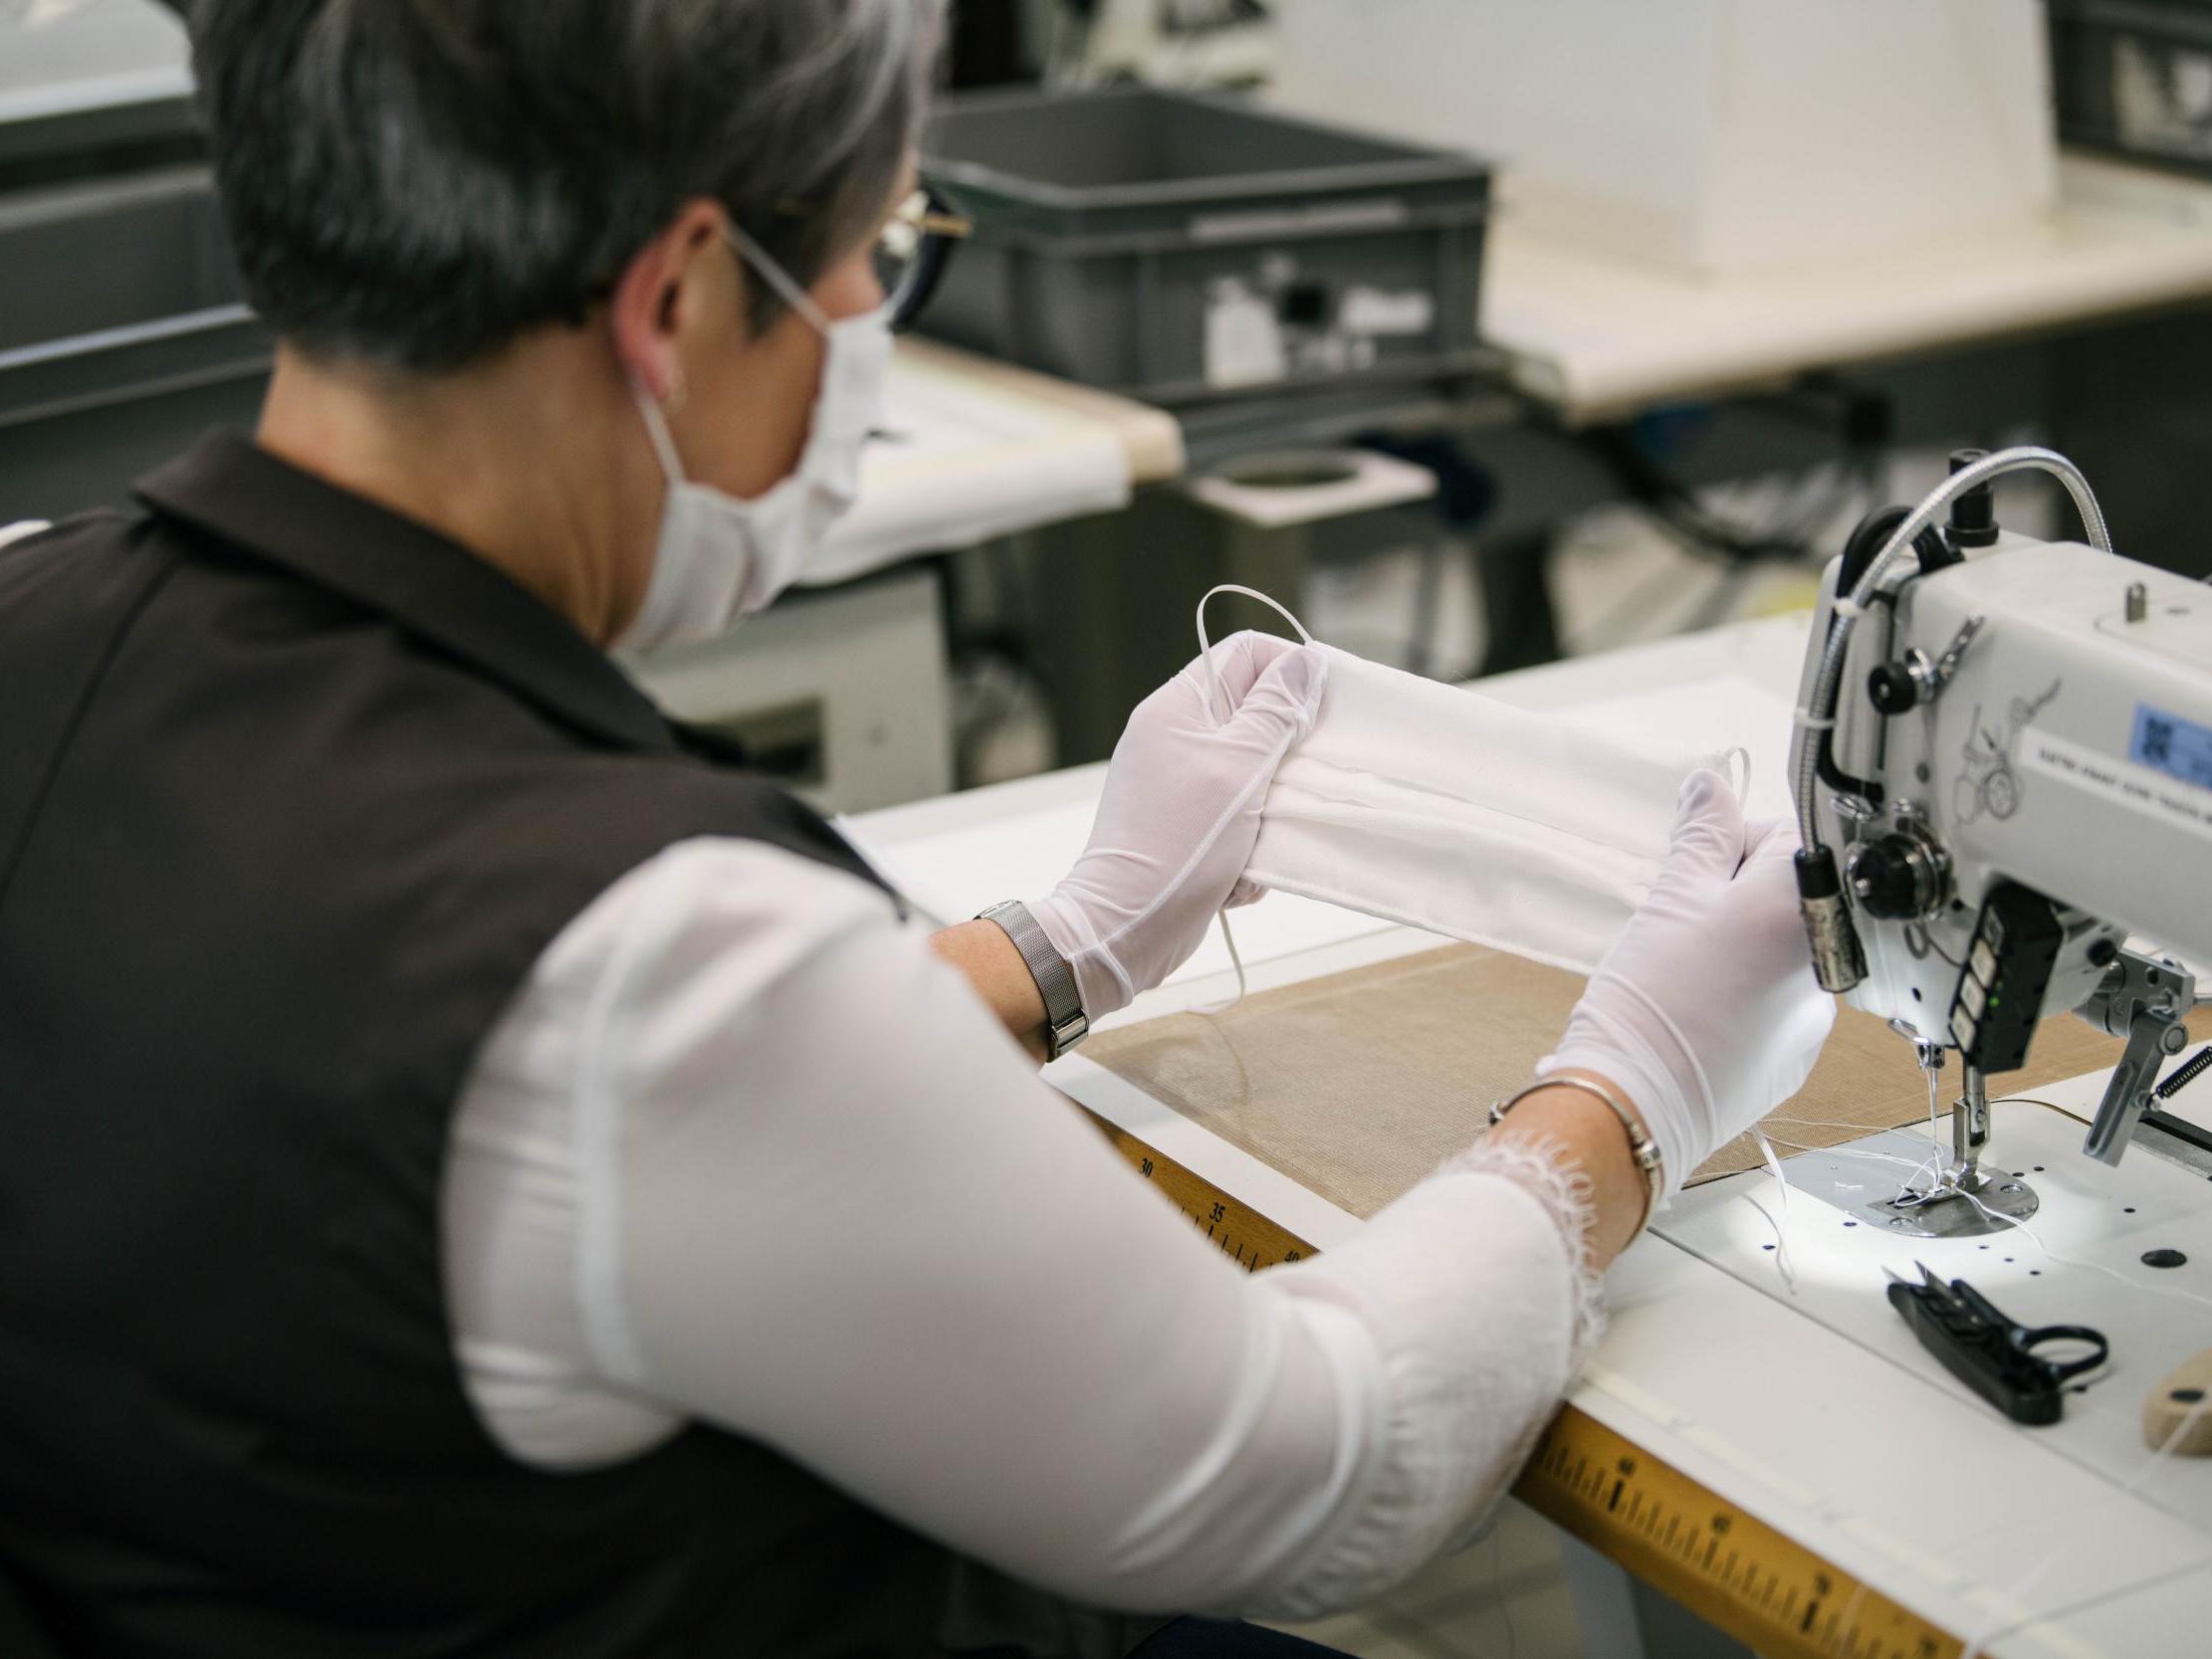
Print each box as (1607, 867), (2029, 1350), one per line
(1956, 680), (2062, 825)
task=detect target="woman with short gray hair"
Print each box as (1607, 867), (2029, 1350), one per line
(0, 2), (1832, 1655)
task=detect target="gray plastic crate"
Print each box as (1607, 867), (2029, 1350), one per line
(2049, 0), (2212, 177)
(919, 86), (1491, 406)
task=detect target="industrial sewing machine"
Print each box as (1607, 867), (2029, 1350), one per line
(1789, 447), (2212, 1237)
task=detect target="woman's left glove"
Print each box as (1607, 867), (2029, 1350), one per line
(1027, 631), (1330, 1019)
(1536, 770), (1837, 1194)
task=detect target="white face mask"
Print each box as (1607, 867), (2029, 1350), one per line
(1193, 586), (1735, 977)
(617, 223), (894, 651)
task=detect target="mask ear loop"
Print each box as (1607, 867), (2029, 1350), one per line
(1190, 584), (1318, 1014)
(633, 385), (689, 485)
(725, 220), (834, 333)
(1196, 583), (1314, 726)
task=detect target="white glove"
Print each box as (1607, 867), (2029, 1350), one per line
(1537, 768), (1837, 1195)
(1028, 632), (1329, 1018)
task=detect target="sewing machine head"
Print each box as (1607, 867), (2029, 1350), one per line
(1788, 449), (2212, 1236)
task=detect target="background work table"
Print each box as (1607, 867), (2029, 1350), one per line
(1487, 155), (2212, 425)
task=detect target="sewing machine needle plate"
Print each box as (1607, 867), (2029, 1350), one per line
(1749, 1121), (2046, 1237)
(1861, 1175), (2040, 1240)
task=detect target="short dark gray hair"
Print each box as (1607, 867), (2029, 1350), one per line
(187, 0), (941, 371)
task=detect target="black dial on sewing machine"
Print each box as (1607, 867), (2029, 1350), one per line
(1868, 660), (1923, 716)
(1848, 832), (1949, 922)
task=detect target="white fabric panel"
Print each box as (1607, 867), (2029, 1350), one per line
(1245, 644), (1723, 974)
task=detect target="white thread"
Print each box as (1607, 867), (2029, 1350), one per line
(1960, 1391), (2212, 1659)
(1740, 1187), (1799, 1297)
(1763, 1064), (1953, 1207)
(1791, 707), (1837, 733)
(1747, 1104), (2212, 1319)
(1756, 1132), (1942, 1208)
(1490, 1526), (1520, 1659)
(1925, 1065), (1943, 1194)
(1748, 1128), (1801, 1296)
(1758, 1078), (2212, 1312)
(1972, 1096), (2212, 1315)
(1952, 1177), (2212, 1315)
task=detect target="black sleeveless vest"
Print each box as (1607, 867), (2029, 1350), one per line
(0, 435), (1140, 1659)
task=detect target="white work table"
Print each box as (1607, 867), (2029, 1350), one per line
(1488, 155), (2212, 425)
(844, 613), (2212, 1657)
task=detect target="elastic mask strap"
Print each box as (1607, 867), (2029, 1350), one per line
(1194, 910), (1250, 1019)
(726, 221), (833, 334)
(1195, 583), (1315, 726)
(1188, 583), (1316, 1019)
(634, 386), (687, 485)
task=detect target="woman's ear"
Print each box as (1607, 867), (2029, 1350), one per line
(609, 200), (738, 404)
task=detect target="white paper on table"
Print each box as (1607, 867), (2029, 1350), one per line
(806, 364), (1130, 586)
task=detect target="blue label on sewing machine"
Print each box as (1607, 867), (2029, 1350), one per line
(2130, 705), (2212, 791)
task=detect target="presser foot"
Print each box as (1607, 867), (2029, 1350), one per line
(1864, 1165), (2040, 1240)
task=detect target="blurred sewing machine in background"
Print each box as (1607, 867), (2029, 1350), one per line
(1790, 446), (2212, 1237)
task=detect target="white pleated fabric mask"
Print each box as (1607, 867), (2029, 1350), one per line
(618, 224), (892, 652)
(1202, 587), (1731, 975)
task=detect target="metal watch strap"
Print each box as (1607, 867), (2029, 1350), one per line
(1488, 1076), (1663, 1239)
(978, 901), (1089, 1061)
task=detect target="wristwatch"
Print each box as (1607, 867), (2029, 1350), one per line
(977, 900), (1089, 1061)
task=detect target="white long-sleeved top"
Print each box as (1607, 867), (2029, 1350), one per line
(441, 837), (1602, 1622)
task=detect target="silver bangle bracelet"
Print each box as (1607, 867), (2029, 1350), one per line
(1488, 1076), (1663, 1241)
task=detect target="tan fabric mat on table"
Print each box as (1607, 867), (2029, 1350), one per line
(1084, 943), (2126, 1221)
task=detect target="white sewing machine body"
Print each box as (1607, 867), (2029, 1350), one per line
(1792, 485), (2212, 1213)
(1805, 533), (2212, 1037)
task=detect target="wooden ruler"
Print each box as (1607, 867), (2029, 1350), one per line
(1080, 1107), (1314, 1270)
(1518, 1409), (1960, 1659)
(1078, 1105), (1961, 1659)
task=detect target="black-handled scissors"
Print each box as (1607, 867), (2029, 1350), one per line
(1885, 1263), (2108, 1426)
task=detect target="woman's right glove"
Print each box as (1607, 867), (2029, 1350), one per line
(1536, 768), (1837, 1196)
(1025, 632), (1328, 1020)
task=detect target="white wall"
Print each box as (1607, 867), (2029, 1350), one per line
(2, 0), (189, 108)
(1268, 0), (2057, 278)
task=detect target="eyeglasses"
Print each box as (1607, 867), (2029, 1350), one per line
(873, 183), (971, 334)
